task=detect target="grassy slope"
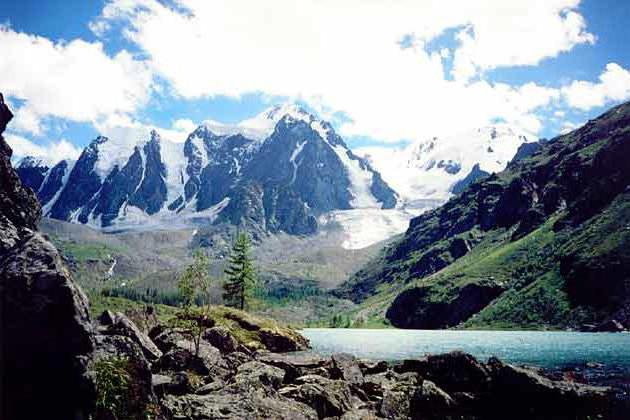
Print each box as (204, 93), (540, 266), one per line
(339, 102), (630, 329)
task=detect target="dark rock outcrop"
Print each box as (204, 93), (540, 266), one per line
(0, 93), (95, 420)
(451, 163), (491, 195)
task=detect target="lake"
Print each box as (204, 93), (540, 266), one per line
(301, 328), (630, 369)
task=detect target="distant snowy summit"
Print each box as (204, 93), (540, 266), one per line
(358, 124), (536, 202)
(16, 104), (398, 237)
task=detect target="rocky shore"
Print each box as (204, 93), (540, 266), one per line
(86, 309), (624, 419)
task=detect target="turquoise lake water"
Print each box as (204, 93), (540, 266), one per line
(301, 328), (630, 369)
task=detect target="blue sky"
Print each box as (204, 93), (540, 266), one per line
(1, 0), (629, 163)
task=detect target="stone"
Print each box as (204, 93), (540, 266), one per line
(155, 348), (210, 375)
(256, 352), (331, 382)
(259, 326), (310, 352)
(2, 234), (95, 419)
(595, 319), (626, 332)
(486, 357), (613, 418)
(104, 311), (163, 362)
(281, 374), (353, 418)
(162, 391), (318, 420)
(410, 380), (457, 419)
(331, 353), (365, 385)
(232, 361), (287, 391)
(418, 351), (492, 393)
(377, 371), (421, 419)
(203, 325), (239, 353)
(92, 334), (158, 419)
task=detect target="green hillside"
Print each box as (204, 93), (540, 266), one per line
(336, 101), (630, 331)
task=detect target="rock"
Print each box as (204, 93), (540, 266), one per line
(410, 379), (457, 419)
(259, 326), (310, 352)
(98, 309), (117, 326)
(256, 352), (331, 382)
(102, 311), (163, 362)
(417, 351), (492, 393)
(92, 334), (158, 419)
(195, 379), (226, 395)
(281, 374), (353, 419)
(487, 357), (613, 418)
(152, 373), (173, 392)
(153, 327), (226, 373)
(155, 348), (210, 375)
(233, 361), (286, 391)
(162, 391), (318, 420)
(331, 353), (364, 385)
(377, 371), (421, 419)
(360, 359), (389, 375)
(0, 93), (99, 420)
(2, 235), (95, 419)
(595, 319), (626, 332)
(363, 370), (419, 401)
(340, 409), (379, 419)
(152, 328), (188, 352)
(168, 371), (195, 395)
(204, 325), (239, 353)
(224, 351), (254, 370)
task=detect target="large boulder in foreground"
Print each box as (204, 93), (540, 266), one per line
(0, 93), (95, 420)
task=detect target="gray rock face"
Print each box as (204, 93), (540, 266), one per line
(49, 136), (106, 222)
(0, 93), (95, 420)
(15, 156), (49, 192)
(204, 325), (239, 353)
(38, 159), (70, 205)
(100, 311), (163, 362)
(127, 131), (168, 214)
(18, 107), (398, 237)
(451, 163), (491, 195)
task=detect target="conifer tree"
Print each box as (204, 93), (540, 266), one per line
(223, 232), (256, 310)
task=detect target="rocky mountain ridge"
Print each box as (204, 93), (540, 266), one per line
(359, 124), (535, 201)
(17, 104), (397, 237)
(337, 101), (630, 331)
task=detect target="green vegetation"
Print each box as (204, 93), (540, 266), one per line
(178, 249), (215, 308)
(223, 232), (257, 311)
(206, 305), (306, 350)
(171, 250), (216, 356)
(337, 102), (630, 330)
(88, 293), (178, 323)
(92, 356), (132, 420)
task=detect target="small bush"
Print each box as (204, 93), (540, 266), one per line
(93, 356), (131, 420)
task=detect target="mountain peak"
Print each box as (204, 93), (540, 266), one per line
(262, 103), (314, 123)
(17, 156), (47, 169)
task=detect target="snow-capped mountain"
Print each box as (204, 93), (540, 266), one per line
(358, 124), (535, 202)
(17, 104), (398, 237)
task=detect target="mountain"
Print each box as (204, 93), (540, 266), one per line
(359, 124), (534, 202)
(18, 104), (398, 237)
(336, 101), (630, 331)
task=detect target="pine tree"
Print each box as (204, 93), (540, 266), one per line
(223, 232), (257, 310)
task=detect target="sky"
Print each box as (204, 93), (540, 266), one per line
(1, 0), (629, 165)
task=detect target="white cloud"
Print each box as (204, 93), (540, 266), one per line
(172, 118), (197, 135)
(0, 25), (154, 135)
(93, 113), (194, 146)
(91, 0), (595, 141)
(5, 134), (82, 165)
(561, 63), (630, 110)
(451, 3), (595, 81)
